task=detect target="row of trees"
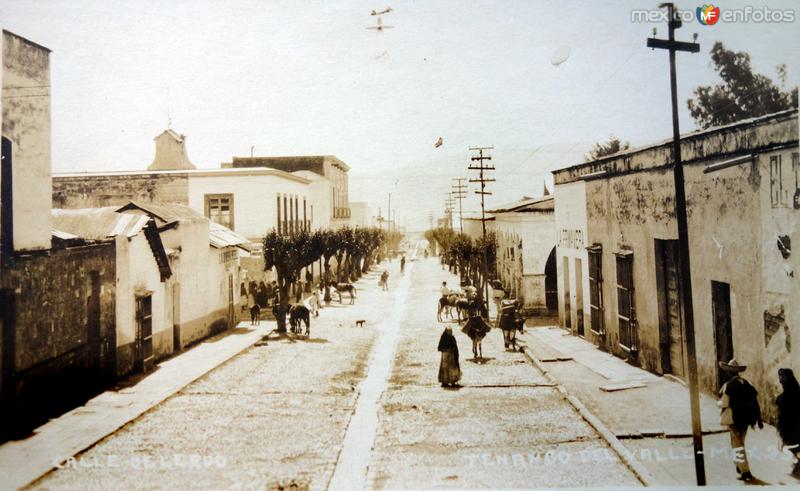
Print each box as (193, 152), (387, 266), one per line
(425, 227), (496, 300)
(263, 226), (403, 332)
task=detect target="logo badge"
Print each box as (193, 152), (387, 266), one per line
(697, 4), (721, 25)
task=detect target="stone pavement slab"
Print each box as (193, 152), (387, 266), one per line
(0, 322), (270, 490)
(521, 325), (800, 486)
(29, 258), (404, 491)
(367, 260), (642, 489)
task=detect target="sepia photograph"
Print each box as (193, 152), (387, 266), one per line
(0, 1), (798, 489)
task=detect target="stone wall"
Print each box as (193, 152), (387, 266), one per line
(52, 173), (189, 209)
(1, 242), (116, 428)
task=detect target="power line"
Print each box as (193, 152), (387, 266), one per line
(451, 177), (467, 233)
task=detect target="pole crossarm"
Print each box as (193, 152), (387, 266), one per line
(646, 38), (700, 52)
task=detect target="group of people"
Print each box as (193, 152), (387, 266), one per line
(242, 280), (280, 325)
(718, 360), (800, 481)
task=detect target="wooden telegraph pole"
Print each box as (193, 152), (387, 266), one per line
(647, 3), (704, 485)
(444, 194), (456, 230)
(468, 146), (495, 306)
(451, 178), (468, 233)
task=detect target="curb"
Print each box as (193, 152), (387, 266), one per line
(10, 325), (269, 490)
(520, 346), (656, 486)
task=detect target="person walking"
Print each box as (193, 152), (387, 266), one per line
(718, 358), (763, 482)
(309, 288), (321, 318)
(400, 255), (406, 273)
(437, 326), (461, 388)
(248, 289), (260, 326)
(776, 368), (800, 477)
(380, 270), (389, 291)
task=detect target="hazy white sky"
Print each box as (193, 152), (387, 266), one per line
(2, 0), (798, 230)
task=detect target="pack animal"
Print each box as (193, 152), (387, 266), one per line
(437, 293), (463, 322)
(332, 282), (357, 304)
(288, 303), (311, 336)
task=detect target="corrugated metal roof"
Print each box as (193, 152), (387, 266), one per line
(488, 195), (554, 214)
(209, 221), (252, 251)
(117, 201), (207, 224)
(52, 207), (151, 240)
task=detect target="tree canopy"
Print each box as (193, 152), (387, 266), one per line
(585, 136), (630, 161)
(687, 42), (798, 129)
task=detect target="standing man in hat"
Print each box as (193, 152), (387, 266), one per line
(718, 358), (763, 482)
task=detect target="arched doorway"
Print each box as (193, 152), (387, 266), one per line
(544, 247), (558, 313)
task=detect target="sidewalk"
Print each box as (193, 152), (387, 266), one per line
(520, 325), (800, 487)
(0, 322), (269, 490)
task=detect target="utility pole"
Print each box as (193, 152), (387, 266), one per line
(444, 194), (456, 230)
(451, 178), (467, 233)
(647, 3), (704, 485)
(377, 207), (383, 231)
(387, 193), (392, 233)
(468, 146), (495, 306)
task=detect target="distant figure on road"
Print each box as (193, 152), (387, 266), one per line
(248, 291), (260, 326)
(380, 271), (389, 291)
(718, 358), (762, 482)
(776, 368), (800, 477)
(400, 255), (406, 273)
(437, 326), (461, 387)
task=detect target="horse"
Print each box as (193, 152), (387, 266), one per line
(331, 282), (357, 304)
(437, 293), (463, 321)
(461, 315), (491, 360)
(288, 303), (311, 336)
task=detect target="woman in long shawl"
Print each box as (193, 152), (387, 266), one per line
(777, 368), (800, 477)
(438, 327), (461, 387)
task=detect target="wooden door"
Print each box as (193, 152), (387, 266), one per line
(135, 295), (154, 372)
(712, 281), (733, 389)
(664, 243), (685, 378)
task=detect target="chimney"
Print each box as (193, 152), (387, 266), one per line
(148, 129), (196, 171)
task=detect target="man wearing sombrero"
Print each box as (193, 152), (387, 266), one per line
(718, 358), (763, 482)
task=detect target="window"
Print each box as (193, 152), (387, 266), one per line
(770, 155), (783, 207)
(283, 195), (288, 234)
(615, 252), (637, 351)
(276, 194), (281, 233)
(793, 153), (799, 208)
(588, 245), (604, 336)
(205, 194), (234, 230)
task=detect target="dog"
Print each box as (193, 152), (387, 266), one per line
(288, 303), (310, 336)
(355, 319), (365, 328)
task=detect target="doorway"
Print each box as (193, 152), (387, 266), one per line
(172, 283), (181, 351)
(135, 294), (154, 373)
(544, 248), (558, 313)
(655, 240), (685, 378)
(712, 281), (733, 389)
(562, 257), (571, 329)
(575, 258), (585, 337)
(1, 137), (13, 258)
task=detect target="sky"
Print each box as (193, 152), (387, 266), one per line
(2, 0), (798, 231)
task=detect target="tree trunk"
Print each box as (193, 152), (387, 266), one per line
(275, 278), (289, 333)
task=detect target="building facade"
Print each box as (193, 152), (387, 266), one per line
(489, 196), (557, 314)
(228, 155), (351, 228)
(552, 110), (799, 421)
(1, 31), (118, 431)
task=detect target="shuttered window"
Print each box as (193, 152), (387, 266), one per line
(616, 252), (637, 351)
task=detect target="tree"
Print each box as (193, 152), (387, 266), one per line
(586, 136), (630, 161)
(263, 230), (316, 333)
(687, 42), (798, 129)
